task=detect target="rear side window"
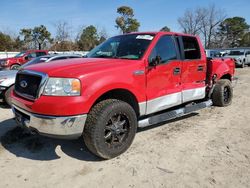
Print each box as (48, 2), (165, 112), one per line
(149, 35), (177, 64)
(182, 37), (201, 60)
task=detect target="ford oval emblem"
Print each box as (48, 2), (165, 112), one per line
(20, 80), (28, 88)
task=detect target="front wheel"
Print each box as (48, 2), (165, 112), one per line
(212, 79), (233, 107)
(10, 64), (21, 70)
(83, 99), (138, 159)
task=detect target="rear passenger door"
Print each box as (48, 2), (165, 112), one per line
(180, 36), (206, 103)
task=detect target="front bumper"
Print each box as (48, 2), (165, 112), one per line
(12, 105), (87, 139)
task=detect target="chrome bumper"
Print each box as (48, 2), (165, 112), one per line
(12, 105), (87, 139)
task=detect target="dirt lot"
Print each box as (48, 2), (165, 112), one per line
(0, 68), (250, 188)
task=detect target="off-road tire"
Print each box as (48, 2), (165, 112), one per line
(83, 99), (137, 159)
(212, 79), (233, 107)
(4, 86), (14, 107)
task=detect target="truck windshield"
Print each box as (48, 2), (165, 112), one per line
(87, 34), (155, 60)
(14, 51), (26, 57)
(228, 50), (245, 56)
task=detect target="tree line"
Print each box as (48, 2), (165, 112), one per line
(0, 5), (249, 52)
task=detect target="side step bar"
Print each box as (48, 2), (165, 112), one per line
(138, 100), (213, 128)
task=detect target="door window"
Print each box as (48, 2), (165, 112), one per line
(149, 35), (177, 64)
(27, 52), (36, 58)
(182, 37), (201, 60)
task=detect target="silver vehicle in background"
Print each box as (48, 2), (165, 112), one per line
(224, 48), (250, 68)
(205, 49), (222, 58)
(0, 54), (82, 106)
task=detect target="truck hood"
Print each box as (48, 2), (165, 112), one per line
(25, 58), (142, 78)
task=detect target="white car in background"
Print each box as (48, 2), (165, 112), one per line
(225, 48), (250, 68)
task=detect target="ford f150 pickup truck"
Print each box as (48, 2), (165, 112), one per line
(11, 32), (235, 159)
(0, 50), (48, 70)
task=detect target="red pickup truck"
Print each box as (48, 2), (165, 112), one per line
(0, 50), (48, 70)
(11, 32), (235, 159)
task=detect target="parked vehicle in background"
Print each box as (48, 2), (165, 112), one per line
(225, 48), (250, 68)
(0, 54), (82, 106)
(11, 32), (235, 159)
(0, 50), (48, 70)
(205, 49), (222, 58)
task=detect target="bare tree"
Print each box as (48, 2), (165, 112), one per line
(53, 21), (73, 51)
(199, 5), (226, 48)
(178, 9), (204, 35)
(178, 4), (226, 48)
(54, 21), (70, 42)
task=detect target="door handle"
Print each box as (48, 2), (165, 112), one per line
(173, 67), (181, 75)
(197, 65), (204, 72)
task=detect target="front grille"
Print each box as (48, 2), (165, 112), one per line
(15, 71), (46, 100)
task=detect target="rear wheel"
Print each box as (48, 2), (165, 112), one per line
(4, 86), (14, 107)
(83, 99), (137, 159)
(212, 79), (233, 107)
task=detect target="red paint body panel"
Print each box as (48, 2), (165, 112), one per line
(206, 58), (235, 83)
(181, 36), (207, 90)
(11, 32), (235, 117)
(0, 50), (48, 69)
(146, 61), (182, 100)
(12, 58), (146, 116)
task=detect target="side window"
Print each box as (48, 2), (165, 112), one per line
(36, 52), (47, 57)
(27, 52), (36, 58)
(149, 35), (177, 64)
(246, 51), (250, 55)
(182, 37), (201, 60)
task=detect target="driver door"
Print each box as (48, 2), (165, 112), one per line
(146, 35), (182, 114)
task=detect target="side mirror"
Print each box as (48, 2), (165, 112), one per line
(149, 55), (161, 67)
(24, 56), (29, 60)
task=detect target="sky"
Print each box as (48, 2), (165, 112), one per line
(0, 0), (250, 38)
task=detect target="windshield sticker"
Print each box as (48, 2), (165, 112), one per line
(136, 35), (154, 40)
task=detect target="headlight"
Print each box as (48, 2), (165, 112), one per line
(43, 78), (81, 96)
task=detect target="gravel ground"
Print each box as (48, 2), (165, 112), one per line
(0, 67), (250, 188)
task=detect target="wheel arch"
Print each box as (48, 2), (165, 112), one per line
(219, 73), (232, 81)
(92, 89), (140, 117)
(10, 63), (21, 69)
